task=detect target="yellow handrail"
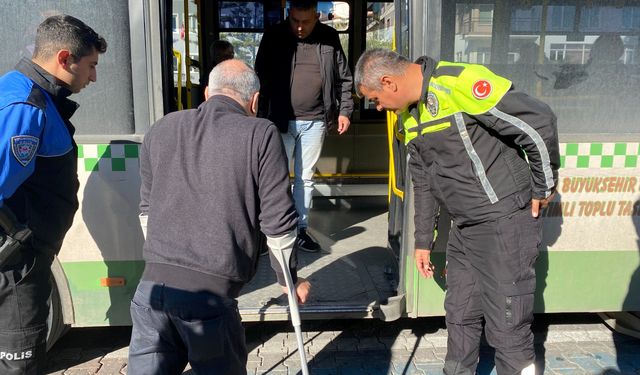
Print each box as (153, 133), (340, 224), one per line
(173, 49), (183, 110)
(387, 26), (404, 202)
(387, 110), (404, 202)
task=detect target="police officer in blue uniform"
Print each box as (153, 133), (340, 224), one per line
(0, 15), (106, 374)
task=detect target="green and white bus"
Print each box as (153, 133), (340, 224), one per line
(1, 0), (638, 347)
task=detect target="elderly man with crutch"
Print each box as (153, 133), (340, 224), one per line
(130, 59), (311, 375)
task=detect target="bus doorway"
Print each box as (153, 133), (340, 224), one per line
(161, 0), (403, 321)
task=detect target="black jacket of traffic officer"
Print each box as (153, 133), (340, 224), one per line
(254, 19), (354, 132)
(139, 95), (298, 297)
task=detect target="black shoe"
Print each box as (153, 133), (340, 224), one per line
(296, 229), (321, 253)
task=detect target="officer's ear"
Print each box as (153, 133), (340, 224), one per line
(204, 86), (210, 101)
(56, 49), (76, 72)
(380, 76), (397, 92)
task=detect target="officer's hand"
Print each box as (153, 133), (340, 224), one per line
(531, 191), (556, 218)
(282, 277), (311, 304)
(415, 248), (435, 278)
(337, 115), (350, 134)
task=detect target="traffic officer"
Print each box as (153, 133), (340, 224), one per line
(355, 49), (559, 375)
(0, 15), (106, 374)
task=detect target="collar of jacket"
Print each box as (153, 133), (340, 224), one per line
(200, 94), (249, 116)
(15, 57), (79, 120)
(415, 56), (438, 103)
(407, 56), (438, 119)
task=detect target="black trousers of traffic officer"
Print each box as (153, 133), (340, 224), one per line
(0, 248), (53, 375)
(443, 208), (542, 375)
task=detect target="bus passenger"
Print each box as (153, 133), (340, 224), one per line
(0, 15), (107, 374)
(355, 49), (560, 375)
(255, 0), (354, 253)
(128, 59), (311, 375)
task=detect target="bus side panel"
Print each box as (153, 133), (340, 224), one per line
(62, 260), (145, 326)
(410, 142), (640, 317)
(58, 143), (145, 327)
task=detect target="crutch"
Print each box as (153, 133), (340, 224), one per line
(271, 244), (310, 375)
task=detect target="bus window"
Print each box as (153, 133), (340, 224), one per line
(171, 0), (200, 109)
(0, 3), (135, 135)
(218, 1), (264, 68)
(363, 1), (395, 110)
(451, 1), (640, 136)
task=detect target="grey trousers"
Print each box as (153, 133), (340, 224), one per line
(128, 281), (247, 375)
(443, 208), (542, 375)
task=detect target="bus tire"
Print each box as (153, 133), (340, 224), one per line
(47, 258), (72, 351)
(46, 275), (67, 350)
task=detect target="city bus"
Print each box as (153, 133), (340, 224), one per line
(1, 0), (638, 348)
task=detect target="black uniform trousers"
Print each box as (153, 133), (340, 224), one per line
(128, 280), (247, 375)
(443, 208), (542, 375)
(0, 250), (53, 375)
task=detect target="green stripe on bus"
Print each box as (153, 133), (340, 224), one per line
(411, 250), (640, 317)
(77, 144), (141, 172)
(75, 142), (640, 171)
(62, 260), (145, 327)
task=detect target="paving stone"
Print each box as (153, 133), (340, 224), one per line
(102, 347), (128, 360)
(593, 352), (623, 369)
(260, 353), (288, 367)
(255, 367), (288, 375)
(391, 361), (425, 374)
(96, 359), (125, 374)
(415, 362), (446, 375)
(259, 344), (288, 355)
(64, 370), (98, 375)
(424, 336), (448, 348)
(546, 355), (582, 370)
(412, 348), (443, 363)
(358, 337), (386, 350)
(569, 354), (605, 373)
(334, 337), (359, 351)
(309, 369), (339, 375)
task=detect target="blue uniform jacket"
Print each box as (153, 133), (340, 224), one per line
(0, 58), (80, 255)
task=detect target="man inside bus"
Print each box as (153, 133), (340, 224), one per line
(355, 49), (559, 375)
(255, 0), (354, 253)
(0, 15), (107, 374)
(128, 59), (311, 374)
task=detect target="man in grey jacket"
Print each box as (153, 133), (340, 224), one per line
(255, 0), (354, 252)
(128, 59), (311, 375)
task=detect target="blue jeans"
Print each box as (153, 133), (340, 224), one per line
(281, 119), (326, 229)
(128, 281), (247, 375)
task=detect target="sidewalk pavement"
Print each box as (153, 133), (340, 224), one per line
(45, 316), (640, 375)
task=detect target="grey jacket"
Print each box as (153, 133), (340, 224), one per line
(139, 95), (298, 297)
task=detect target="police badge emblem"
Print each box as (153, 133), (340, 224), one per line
(11, 135), (39, 167)
(426, 92), (439, 117)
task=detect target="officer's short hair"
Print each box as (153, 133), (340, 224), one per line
(354, 49), (411, 97)
(208, 60), (260, 103)
(33, 14), (107, 61)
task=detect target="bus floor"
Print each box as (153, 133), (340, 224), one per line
(238, 196), (397, 321)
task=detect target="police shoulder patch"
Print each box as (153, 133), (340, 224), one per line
(11, 135), (39, 167)
(426, 92), (439, 117)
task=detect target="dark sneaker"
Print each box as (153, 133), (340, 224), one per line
(296, 229), (321, 253)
